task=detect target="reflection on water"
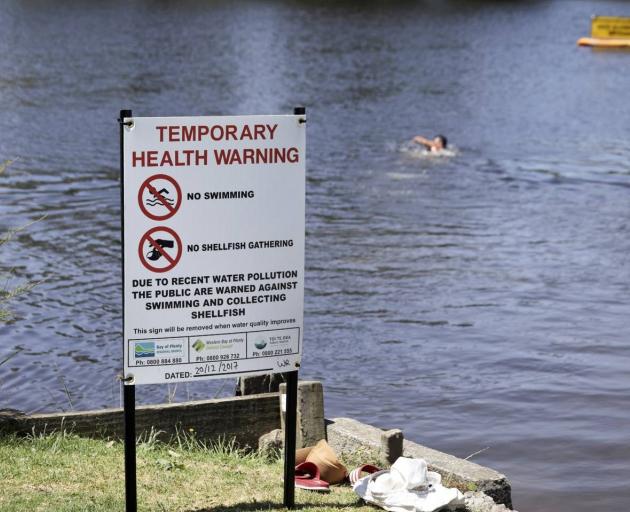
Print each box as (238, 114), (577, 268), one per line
(1, 2), (629, 511)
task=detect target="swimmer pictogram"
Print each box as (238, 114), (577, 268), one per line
(138, 226), (183, 273)
(138, 174), (182, 221)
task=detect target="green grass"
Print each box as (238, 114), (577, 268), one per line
(0, 431), (376, 512)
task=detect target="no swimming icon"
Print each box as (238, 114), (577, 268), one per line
(138, 174), (182, 221)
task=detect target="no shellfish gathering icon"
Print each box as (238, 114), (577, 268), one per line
(138, 226), (183, 273)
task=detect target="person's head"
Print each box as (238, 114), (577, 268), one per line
(434, 135), (448, 149)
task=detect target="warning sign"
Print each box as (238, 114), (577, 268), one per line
(138, 174), (182, 221)
(138, 226), (183, 273)
(122, 114), (305, 385)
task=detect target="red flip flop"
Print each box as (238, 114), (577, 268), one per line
(349, 464), (382, 485)
(295, 461), (330, 492)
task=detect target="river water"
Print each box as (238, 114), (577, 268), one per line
(1, 1), (629, 511)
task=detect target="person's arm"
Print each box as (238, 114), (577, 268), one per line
(413, 135), (433, 149)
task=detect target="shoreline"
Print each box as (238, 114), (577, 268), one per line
(0, 380), (516, 511)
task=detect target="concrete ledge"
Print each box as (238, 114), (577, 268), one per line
(3, 393), (280, 449)
(404, 439), (512, 509)
(326, 417), (403, 466)
(326, 417), (512, 509)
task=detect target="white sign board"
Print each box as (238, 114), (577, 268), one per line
(122, 115), (305, 385)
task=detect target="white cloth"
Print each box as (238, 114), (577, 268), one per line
(352, 457), (464, 512)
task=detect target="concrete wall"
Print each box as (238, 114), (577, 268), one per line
(1, 393), (280, 450)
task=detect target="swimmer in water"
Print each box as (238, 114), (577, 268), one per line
(413, 134), (448, 153)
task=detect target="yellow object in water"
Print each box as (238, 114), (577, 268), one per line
(591, 16), (630, 39)
(577, 37), (630, 48)
(577, 16), (630, 47)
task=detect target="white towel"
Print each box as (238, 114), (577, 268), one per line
(353, 457), (464, 512)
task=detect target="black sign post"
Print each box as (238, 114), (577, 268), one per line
(123, 383), (136, 512)
(119, 109), (137, 512)
(282, 105), (305, 509)
(283, 369), (299, 508)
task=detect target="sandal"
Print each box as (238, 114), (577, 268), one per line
(295, 461), (330, 492)
(349, 464), (382, 485)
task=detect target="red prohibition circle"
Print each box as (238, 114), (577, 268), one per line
(138, 226), (183, 273)
(138, 174), (182, 221)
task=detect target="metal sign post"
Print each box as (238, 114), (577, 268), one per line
(118, 107), (305, 511)
(283, 369), (299, 508)
(282, 106), (304, 509)
(119, 108), (137, 512)
(122, 383), (136, 512)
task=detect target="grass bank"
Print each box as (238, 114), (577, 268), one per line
(0, 431), (375, 512)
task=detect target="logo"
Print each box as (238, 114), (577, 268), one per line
(134, 342), (155, 358)
(254, 339), (268, 350)
(192, 339), (205, 352)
